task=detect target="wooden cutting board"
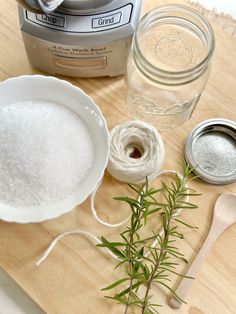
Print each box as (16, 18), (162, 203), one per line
(0, 0), (235, 313)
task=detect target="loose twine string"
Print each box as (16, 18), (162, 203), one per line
(36, 121), (188, 266)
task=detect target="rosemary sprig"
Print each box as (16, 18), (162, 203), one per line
(98, 164), (199, 313)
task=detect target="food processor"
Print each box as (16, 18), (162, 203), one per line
(17, 0), (142, 77)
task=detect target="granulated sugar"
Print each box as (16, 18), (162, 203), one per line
(0, 100), (94, 208)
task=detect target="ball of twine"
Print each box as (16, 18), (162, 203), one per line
(107, 120), (165, 183)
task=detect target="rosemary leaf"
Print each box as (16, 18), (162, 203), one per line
(102, 278), (130, 291)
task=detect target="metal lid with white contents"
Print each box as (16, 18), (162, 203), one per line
(184, 118), (236, 185)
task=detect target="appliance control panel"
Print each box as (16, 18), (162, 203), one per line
(19, 0), (142, 77)
(25, 3), (133, 33)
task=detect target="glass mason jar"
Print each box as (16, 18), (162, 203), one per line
(125, 5), (215, 130)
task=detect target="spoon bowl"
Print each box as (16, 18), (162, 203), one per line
(214, 192), (236, 225)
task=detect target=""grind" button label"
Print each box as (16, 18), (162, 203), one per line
(92, 12), (122, 29)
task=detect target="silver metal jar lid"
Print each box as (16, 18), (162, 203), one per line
(185, 118), (236, 185)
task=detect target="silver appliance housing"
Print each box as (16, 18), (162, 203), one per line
(19, 0), (142, 77)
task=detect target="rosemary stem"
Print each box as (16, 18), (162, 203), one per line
(125, 193), (145, 314)
(124, 277), (133, 314)
(141, 227), (168, 314)
(141, 185), (182, 313)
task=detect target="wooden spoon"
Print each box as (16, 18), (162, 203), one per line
(169, 192), (236, 309)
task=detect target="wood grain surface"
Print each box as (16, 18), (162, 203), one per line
(0, 0), (236, 313)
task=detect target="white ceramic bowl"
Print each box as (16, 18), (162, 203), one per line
(0, 75), (109, 223)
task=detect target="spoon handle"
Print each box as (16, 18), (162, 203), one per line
(169, 219), (225, 309)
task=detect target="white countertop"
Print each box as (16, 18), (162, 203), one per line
(0, 268), (43, 314)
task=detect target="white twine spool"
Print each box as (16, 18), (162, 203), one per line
(107, 120), (165, 183)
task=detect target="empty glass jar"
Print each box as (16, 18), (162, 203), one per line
(125, 5), (215, 130)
